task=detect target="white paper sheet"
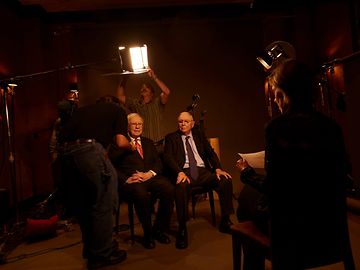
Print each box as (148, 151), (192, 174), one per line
(238, 150), (265, 169)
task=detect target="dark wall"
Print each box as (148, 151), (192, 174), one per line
(0, 2), (74, 203)
(0, 1), (357, 205)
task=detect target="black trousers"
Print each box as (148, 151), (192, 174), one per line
(121, 175), (174, 236)
(175, 167), (234, 227)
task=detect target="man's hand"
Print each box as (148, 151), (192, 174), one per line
(177, 171), (190, 184)
(147, 67), (170, 104)
(115, 134), (136, 151)
(125, 176), (142, 184)
(215, 168), (232, 181)
(129, 140), (137, 151)
(235, 158), (249, 172)
(132, 170), (153, 182)
(147, 67), (157, 80)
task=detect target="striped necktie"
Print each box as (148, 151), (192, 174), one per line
(135, 138), (144, 159)
(185, 136), (198, 180)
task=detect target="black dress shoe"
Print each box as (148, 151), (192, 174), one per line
(175, 228), (188, 249)
(142, 237), (156, 249)
(87, 249), (127, 270)
(153, 230), (171, 244)
(218, 218), (233, 234)
(83, 239), (119, 259)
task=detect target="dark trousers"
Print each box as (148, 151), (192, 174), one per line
(121, 176), (174, 236)
(175, 167), (234, 228)
(60, 142), (117, 260)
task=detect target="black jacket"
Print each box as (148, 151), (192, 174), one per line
(110, 136), (163, 186)
(163, 127), (222, 177)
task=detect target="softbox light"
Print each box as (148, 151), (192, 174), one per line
(118, 44), (149, 74)
(256, 41), (296, 71)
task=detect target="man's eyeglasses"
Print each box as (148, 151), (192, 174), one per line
(178, 120), (193, 125)
(130, 123), (143, 127)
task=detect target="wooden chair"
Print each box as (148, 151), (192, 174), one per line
(230, 218), (355, 270)
(115, 192), (157, 244)
(190, 186), (216, 226)
(114, 200), (135, 244)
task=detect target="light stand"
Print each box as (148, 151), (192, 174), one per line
(185, 93), (208, 134)
(1, 84), (19, 224)
(0, 61), (110, 259)
(0, 61), (103, 224)
(0, 83), (24, 265)
(186, 94), (201, 116)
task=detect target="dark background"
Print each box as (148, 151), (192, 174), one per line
(0, 0), (359, 209)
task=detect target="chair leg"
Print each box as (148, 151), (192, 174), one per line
(128, 201), (135, 244)
(232, 233), (242, 270)
(115, 203), (120, 234)
(208, 191), (216, 226)
(343, 226), (355, 270)
(191, 193), (197, 219)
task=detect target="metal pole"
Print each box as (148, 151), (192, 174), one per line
(2, 86), (19, 223)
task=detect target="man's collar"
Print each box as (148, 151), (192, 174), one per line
(129, 134), (141, 141)
(180, 131), (193, 138)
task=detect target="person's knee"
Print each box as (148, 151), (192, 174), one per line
(158, 188), (175, 203)
(130, 189), (151, 203)
(162, 181), (175, 193)
(218, 176), (232, 189)
(175, 182), (190, 201)
(164, 187), (175, 201)
(176, 181), (189, 189)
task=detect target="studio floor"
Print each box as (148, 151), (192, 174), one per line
(1, 199), (360, 270)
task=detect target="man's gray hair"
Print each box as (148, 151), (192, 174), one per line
(127, 113), (143, 122)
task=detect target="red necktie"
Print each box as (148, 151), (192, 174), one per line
(135, 138), (144, 159)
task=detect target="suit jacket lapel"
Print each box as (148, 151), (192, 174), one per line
(175, 130), (186, 162)
(139, 136), (147, 161)
(192, 129), (203, 157)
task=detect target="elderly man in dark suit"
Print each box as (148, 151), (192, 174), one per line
(110, 113), (174, 249)
(164, 111), (234, 249)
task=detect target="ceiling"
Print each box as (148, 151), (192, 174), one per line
(17, 0), (253, 13)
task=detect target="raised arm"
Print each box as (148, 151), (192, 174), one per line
(148, 68), (170, 104)
(116, 77), (128, 104)
(115, 134), (135, 151)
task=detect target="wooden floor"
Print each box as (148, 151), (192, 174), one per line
(1, 199), (360, 270)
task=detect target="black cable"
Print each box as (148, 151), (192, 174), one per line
(2, 240), (82, 264)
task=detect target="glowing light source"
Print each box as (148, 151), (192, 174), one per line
(256, 41), (296, 71)
(118, 44), (149, 74)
